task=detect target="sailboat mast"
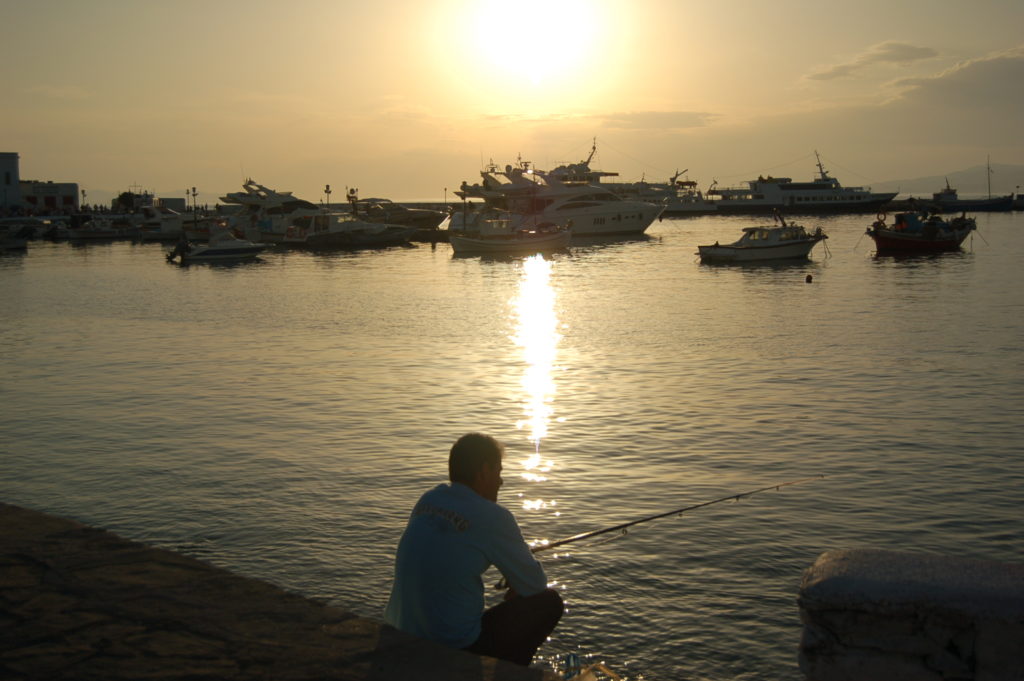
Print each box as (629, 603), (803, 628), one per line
(987, 155), (992, 199)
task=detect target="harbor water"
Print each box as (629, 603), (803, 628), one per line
(3, 212), (1023, 680)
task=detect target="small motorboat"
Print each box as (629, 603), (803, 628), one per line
(448, 212), (571, 255)
(449, 227), (572, 255)
(166, 230), (265, 263)
(865, 211), (976, 255)
(697, 213), (827, 263)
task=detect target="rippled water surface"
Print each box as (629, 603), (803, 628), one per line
(3, 213), (1023, 680)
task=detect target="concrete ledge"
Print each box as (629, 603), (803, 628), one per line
(798, 549), (1024, 681)
(0, 502), (559, 681)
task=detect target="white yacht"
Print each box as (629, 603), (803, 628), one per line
(542, 141), (717, 216)
(707, 151), (896, 214)
(219, 179), (324, 243)
(138, 205), (185, 241)
(447, 156), (663, 237)
(166, 229), (266, 263)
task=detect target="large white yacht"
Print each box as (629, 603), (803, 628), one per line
(541, 141), (718, 216)
(707, 152), (897, 214)
(219, 179), (324, 243)
(446, 157), (663, 237)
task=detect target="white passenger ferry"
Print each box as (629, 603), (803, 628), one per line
(708, 152), (896, 214)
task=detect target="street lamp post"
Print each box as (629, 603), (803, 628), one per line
(190, 187), (198, 237)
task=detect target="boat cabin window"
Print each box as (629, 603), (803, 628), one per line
(559, 202), (601, 210)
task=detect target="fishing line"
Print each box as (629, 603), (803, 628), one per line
(530, 475), (825, 554)
(494, 475), (825, 590)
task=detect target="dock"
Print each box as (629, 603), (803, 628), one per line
(0, 502), (557, 681)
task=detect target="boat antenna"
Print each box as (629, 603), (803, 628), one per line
(530, 475), (825, 554)
(987, 155), (993, 199)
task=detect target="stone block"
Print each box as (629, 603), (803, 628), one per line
(798, 549), (1024, 681)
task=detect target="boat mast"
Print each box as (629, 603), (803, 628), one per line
(585, 137), (597, 166)
(987, 155), (992, 199)
(814, 150), (829, 180)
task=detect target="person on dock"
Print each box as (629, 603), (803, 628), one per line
(384, 432), (563, 666)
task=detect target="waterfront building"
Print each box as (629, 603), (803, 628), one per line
(20, 179), (79, 214)
(1, 152), (22, 213)
(1, 151), (80, 214)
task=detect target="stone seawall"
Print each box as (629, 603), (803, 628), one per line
(0, 502), (558, 681)
(798, 549), (1024, 681)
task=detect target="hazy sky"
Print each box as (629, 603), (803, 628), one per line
(4, 0), (1023, 202)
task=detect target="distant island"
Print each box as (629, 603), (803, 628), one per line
(872, 163), (1024, 198)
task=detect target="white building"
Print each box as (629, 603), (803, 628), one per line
(1, 151), (80, 214)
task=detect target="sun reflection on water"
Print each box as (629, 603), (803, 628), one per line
(510, 255), (561, 512)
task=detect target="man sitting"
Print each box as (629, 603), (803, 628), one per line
(384, 433), (563, 666)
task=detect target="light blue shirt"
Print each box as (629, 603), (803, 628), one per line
(384, 482), (549, 648)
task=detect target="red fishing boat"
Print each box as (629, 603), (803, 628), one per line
(865, 211), (976, 254)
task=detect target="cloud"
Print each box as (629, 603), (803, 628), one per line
(702, 44), (1024, 181)
(807, 41), (939, 80)
(599, 111), (716, 130)
(481, 112), (582, 124)
(891, 45), (1024, 105)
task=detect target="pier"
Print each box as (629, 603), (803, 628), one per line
(0, 503), (556, 681)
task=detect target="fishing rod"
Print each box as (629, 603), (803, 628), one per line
(530, 474), (825, 554)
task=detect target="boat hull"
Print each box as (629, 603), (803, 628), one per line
(449, 230), (571, 255)
(562, 203), (664, 235)
(283, 226), (416, 250)
(447, 203), (662, 237)
(711, 196), (896, 216)
(932, 195), (1014, 212)
(168, 232), (266, 263)
(697, 238), (824, 263)
(180, 245), (264, 262)
(866, 227), (974, 254)
(661, 201), (718, 216)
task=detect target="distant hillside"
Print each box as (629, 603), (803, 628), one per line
(874, 163), (1024, 198)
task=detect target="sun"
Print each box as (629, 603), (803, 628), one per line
(420, 0), (629, 113)
(468, 0), (600, 87)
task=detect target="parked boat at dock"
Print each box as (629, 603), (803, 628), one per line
(540, 141), (718, 216)
(66, 214), (137, 240)
(865, 211), (976, 255)
(359, 199), (447, 233)
(281, 213), (416, 250)
(166, 230), (266, 263)
(220, 179), (324, 243)
(451, 157), (663, 237)
(448, 210), (571, 255)
(138, 206), (186, 241)
(707, 152), (896, 215)
(697, 213), (828, 263)
(926, 179), (1013, 213)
